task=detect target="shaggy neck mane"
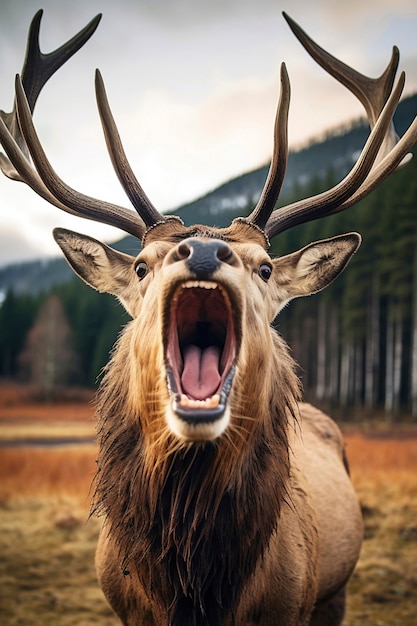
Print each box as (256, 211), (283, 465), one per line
(92, 326), (300, 626)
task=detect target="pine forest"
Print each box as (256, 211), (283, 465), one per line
(0, 132), (416, 419)
(273, 154), (417, 418)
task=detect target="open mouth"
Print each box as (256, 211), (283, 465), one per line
(165, 280), (238, 431)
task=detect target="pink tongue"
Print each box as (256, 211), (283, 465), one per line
(181, 345), (221, 400)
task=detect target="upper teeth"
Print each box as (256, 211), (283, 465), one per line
(182, 280), (218, 290)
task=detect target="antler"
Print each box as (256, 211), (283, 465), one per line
(0, 11), (416, 244)
(0, 9), (101, 176)
(252, 13), (417, 239)
(244, 63), (291, 229)
(0, 11), (168, 239)
(94, 69), (169, 228)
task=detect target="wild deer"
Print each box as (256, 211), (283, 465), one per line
(1, 10), (416, 626)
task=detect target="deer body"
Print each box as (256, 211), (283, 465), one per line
(94, 403), (362, 626)
(74, 222), (363, 626)
(1, 10), (416, 626)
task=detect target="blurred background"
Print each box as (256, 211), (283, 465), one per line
(0, 0), (416, 416)
(0, 2), (416, 625)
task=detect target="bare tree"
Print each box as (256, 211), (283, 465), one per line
(412, 249), (417, 417)
(19, 294), (77, 400)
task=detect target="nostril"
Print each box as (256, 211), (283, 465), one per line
(216, 242), (233, 263)
(177, 241), (192, 260)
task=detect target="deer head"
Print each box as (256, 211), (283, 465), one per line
(1, 11), (416, 443)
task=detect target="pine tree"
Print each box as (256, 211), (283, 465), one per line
(0, 289), (38, 378)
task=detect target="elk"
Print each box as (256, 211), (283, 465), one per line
(1, 10), (416, 626)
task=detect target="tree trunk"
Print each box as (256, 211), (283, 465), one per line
(316, 299), (326, 401)
(329, 305), (339, 403)
(340, 342), (353, 407)
(365, 275), (379, 410)
(44, 303), (58, 402)
(354, 341), (364, 406)
(393, 316), (403, 413)
(385, 312), (394, 414)
(411, 250), (417, 417)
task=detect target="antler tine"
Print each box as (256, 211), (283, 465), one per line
(12, 74), (146, 238)
(265, 71), (409, 238)
(282, 12), (398, 127)
(0, 12), (146, 239)
(266, 114), (417, 238)
(21, 10), (102, 115)
(263, 14), (416, 240)
(0, 10), (101, 180)
(322, 115), (417, 216)
(95, 69), (167, 228)
(245, 63), (290, 229)
(282, 12), (406, 169)
(0, 112), (77, 207)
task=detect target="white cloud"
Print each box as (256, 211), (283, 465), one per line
(0, 0), (416, 266)
(0, 224), (46, 266)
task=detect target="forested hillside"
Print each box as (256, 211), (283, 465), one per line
(0, 95), (416, 416)
(274, 154), (417, 417)
(2, 94), (415, 296)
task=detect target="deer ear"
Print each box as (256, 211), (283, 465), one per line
(53, 227), (136, 305)
(272, 233), (361, 301)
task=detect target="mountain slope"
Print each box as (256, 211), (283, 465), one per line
(1, 92), (415, 296)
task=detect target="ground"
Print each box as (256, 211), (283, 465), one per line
(0, 383), (416, 625)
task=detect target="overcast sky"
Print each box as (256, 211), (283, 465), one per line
(0, 0), (416, 266)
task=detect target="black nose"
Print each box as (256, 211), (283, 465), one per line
(177, 238), (234, 279)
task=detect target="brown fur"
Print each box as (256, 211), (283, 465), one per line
(60, 220), (365, 626)
(92, 310), (301, 625)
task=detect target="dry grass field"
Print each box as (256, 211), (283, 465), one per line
(343, 433), (417, 625)
(0, 385), (416, 625)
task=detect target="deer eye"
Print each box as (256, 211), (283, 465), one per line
(259, 263), (272, 282)
(135, 261), (148, 279)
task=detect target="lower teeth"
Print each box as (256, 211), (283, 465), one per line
(179, 394), (220, 409)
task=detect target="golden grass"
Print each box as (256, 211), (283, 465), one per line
(0, 496), (118, 626)
(0, 402), (95, 422)
(0, 446), (97, 504)
(0, 404), (416, 624)
(0, 440), (117, 625)
(347, 431), (417, 468)
(0, 382), (96, 444)
(0, 420), (95, 442)
(344, 434), (417, 625)
(0, 381), (95, 418)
